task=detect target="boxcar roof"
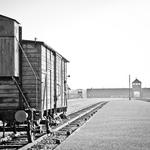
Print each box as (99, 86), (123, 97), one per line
(22, 40), (69, 62)
(0, 14), (20, 24)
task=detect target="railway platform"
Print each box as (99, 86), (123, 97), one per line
(56, 100), (150, 150)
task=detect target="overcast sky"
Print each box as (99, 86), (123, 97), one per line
(1, 0), (150, 89)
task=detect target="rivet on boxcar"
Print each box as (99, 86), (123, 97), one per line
(15, 110), (28, 123)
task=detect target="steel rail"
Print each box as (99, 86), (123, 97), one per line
(0, 101), (108, 150)
(19, 101), (108, 150)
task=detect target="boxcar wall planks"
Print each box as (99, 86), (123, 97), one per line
(0, 15), (20, 77)
(21, 40), (69, 113)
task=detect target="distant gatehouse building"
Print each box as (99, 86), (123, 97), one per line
(86, 79), (150, 99)
(132, 79), (142, 98)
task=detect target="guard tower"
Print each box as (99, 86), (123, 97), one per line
(132, 79), (142, 99)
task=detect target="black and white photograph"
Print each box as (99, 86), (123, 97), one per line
(0, 0), (150, 149)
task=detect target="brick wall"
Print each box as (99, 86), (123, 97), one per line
(87, 88), (150, 99)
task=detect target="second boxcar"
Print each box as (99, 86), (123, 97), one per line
(21, 40), (69, 118)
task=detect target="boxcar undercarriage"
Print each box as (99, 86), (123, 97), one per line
(0, 76), (68, 142)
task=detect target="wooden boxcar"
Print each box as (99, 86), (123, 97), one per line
(21, 40), (68, 117)
(0, 15), (69, 142)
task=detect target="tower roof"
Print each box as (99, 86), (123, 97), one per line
(132, 78), (141, 83)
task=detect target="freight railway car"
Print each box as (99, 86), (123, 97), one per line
(0, 15), (69, 142)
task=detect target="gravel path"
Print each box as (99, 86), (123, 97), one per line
(56, 100), (150, 150)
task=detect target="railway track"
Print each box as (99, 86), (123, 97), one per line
(0, 101), (108, 150)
